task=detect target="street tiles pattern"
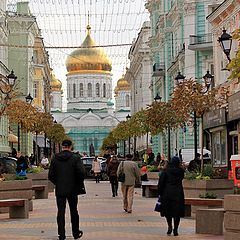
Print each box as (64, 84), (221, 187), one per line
(0, 180), (223, 240)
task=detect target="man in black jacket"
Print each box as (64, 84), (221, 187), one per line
(48, 139), (85, 240)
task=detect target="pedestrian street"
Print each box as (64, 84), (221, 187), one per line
(0, 180), (223, 240)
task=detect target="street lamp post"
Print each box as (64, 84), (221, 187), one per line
(24, 93), (33, 158)
(175, 71), (213, 161)
(0, 70), (17, 116)
(126, 114), (131, 154)
(218, 29), (232, 62)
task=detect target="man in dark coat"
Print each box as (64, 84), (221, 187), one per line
(48, 139), (85, 240)
(158, 156), (185, 236)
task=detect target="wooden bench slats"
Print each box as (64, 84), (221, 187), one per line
(32, 185), (45, 191)
(185, 198), (223, 206)
(0, 199), (25, 207)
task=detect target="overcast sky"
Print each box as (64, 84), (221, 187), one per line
(7, 0), (150, 107)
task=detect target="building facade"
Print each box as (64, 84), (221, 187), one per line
(125, 21), (153, 155)
(7, 2), (52, 156)
(145, 0), (223, 160)
(52, 25), (128, 156)
(0, 0), (12, 155)
(206, 0), (240, 170)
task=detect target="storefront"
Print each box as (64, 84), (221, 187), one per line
(203, 108), (227, 167)
(228, 91), (240, 168)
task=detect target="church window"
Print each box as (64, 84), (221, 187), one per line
(80, 83), (83, 97)
(96, 83), (100, 97)
(94, 138), (98, 150)
(103, 83), (106, 97)
(83, 138), (87, 152)
(73, 83), (76, 98)
(108, 84), (111, 98)
(126, 94), (130, 107)
(87, 83), (92, 97)
(33, 81), (38, 98)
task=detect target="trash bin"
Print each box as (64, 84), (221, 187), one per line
(230, 154), (240, 188)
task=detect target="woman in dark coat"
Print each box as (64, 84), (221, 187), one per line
(157, 156), (185, 236)
(107, 155), (120, 197)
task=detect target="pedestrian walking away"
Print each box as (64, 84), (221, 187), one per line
(48, 139), (85, 240)
(92, 156), (101, 183)
(117, 154), (141, 213)
(107, 155), (120, 197)
(157, 156), (185, 236)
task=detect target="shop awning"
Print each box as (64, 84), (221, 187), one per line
(8, 133), (18, 143)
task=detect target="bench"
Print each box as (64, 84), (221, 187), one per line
(0, 199), (29, 219)
(142, 180), (158, 198)
(32, 185), (48, 199)
(196, 208), (225, 235)
(184, 198), (223, 217)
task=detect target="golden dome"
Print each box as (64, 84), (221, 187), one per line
(51, 72), (62, 92)
(114, 75), (130, 93)
(66, 25), (112, 75)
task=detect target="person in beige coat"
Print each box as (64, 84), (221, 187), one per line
(117, 154), (141, 213)
(92, 156), (101, 183)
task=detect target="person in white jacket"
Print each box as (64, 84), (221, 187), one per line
(92, 156), (101, 183)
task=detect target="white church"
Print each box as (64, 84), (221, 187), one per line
(51, 25), (130, 155)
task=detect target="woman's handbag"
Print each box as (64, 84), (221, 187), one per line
(154, 195), (162, 212)
(118, 161), (125, 183)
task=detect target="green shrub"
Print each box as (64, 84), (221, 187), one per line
(199, 192), (217, 199)
(27, 166), (44, 173)
(15, 176), (28, 180)
(147, 165), (159, 172)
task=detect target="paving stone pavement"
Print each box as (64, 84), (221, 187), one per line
(0, 180), (224, 240)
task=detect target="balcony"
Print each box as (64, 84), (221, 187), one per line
(152, 63), (165, 77)
(188, 33), (213, 51)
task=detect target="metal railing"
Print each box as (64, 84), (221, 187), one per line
(189, 33), (213, 45)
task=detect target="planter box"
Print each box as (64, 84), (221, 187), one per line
(27, 170), (54, 192)
(0, 179), (33, 213)
(27, 171), (48, 186)
(224, 195), (240, 240)
(147, 172), (159, 180)
(183, 179), (234, 198)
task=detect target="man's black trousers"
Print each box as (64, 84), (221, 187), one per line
(56, 195), (80, 240)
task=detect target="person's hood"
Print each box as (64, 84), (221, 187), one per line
(55, 151), (74, 161)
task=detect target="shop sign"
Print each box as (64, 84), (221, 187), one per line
(228, 91), (240, 121)
(203, 108), (226, 129)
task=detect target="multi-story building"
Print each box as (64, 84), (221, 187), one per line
(0, 0), (12, 156)
(206, 0), (240, 170)
(52, 25), (122, 156)
(145, 0), (223, 160)
(7, 2), (52, 156)
(125, 21), (152, 155)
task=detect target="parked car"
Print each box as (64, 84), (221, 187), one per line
(0, 156), (17, 174)
(81, 157), (108, 180)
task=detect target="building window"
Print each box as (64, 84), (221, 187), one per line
(94, 138), (98, 150)
(103, 83), (106, 97)
(80, 83), (83, 97)
(87, 83), (92, 97)
(126, 94), (130, 107)
(73, 83), (76, 98)
(83, 138), (87, 152)
(212, 130), (227, 166)
(33, 81), (38, 98)
(96, 83), (100, 97)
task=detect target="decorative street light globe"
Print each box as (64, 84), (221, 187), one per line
(154, 93), (162, 102)
(218, 29), (232, 62)
(175, 71), (185, 85)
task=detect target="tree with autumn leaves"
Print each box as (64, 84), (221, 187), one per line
(101, 79), (221, 159)
(5, 100), (68, 153)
